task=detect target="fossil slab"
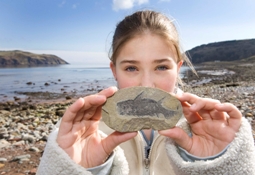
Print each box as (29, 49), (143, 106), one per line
(102, 87), (183, 132)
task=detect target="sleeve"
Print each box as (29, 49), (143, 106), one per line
(36, 128), (129, 175)
(178, 144), (229, 162)
(165, 117), (255, 175)
(86, 152), (114, 175)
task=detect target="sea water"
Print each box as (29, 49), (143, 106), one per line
(0, 64), (189, 101)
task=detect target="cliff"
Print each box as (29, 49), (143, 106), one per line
(186, 39), (255, 64)
(0, 50), (69, 67)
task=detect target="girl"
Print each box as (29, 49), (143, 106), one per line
(37, 10), (255, 175)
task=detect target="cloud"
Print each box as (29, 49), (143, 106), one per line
(112, 0), (149, 11)
(58, 1), (66, 7)
(72, 4), (78, 9)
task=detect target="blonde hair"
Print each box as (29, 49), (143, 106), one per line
(109, 10), (196, 84)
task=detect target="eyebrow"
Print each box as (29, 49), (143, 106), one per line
(119, 58), (174, 65)
(119, 60), (139, 64)
(153, 58), (173, 64)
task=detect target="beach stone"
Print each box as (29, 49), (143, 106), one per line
(65, 96), (72, 100)
(102, 87), (183, 132)
(22, 134), (36, 143)
(0, 163), (5, 168)
(0, 139), (11, 149)
(12, 154), (31, 162)
(30, 168), (37, 174)
(14, 96), (21, 101)
(0, 158), (7, 162)
(12, 140), (25, 146)
(56, 109), (65, 116)
(0, 110), (11, 115)
(29, 146), (40, 152)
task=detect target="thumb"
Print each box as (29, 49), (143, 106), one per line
(102, 131), (137, 154)
(159, 127), (192, 152)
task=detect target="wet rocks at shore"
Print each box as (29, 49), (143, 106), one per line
(0, 101), (72, 174)
(1, 75), (114, 104)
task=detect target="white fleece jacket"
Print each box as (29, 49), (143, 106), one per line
(37, 117), (255, 175)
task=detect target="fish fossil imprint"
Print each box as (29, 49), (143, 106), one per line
(117, 91), (179, 119)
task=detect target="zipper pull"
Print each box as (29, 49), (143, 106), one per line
(144, 158), (150, 169)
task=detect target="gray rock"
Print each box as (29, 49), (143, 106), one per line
(12, 154), (31, 162)
(22, 134), (36, 143)
(0, 158), (7, 162)
(0, 110), (11, 115)
(12, 154), (31, 164)
(29, 146), (40, 152)
(0, 139), (11, 149)
(12, 140), (25, 146)
(102, 87), (183, 132)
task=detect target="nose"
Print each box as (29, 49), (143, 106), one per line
(139, 72), (155, 88)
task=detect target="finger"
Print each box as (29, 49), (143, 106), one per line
(98, 86), (118, 97)
(177, 93), (224, 121)
(73, 87), (118, 122)
(57, 98), (85, 135)
(215, 103), (242, 130)
(70, 95), (106, 121)
(159, 127), (192, 152)
(176, 92), (199, 106)
(61, 97), (85, 123)
(80, 86), (118, 121)
(181, 101), (202, 124)
(78, 94), (106, 121)
(101, 131), (137, 155)
(207, 109), (226, 121)
(59, 95), (106, 135)
(177, 93), (221, 111)
(79, 86), (118, 121)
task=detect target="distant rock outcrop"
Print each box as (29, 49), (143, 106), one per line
(186, 39), (255, 64)
(0, 50), (69, 67)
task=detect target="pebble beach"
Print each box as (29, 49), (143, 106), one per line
(0, 60), (255, 174)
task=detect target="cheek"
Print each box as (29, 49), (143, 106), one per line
(155, 73), (178, 92)
(117, 78), (138, 89)
(156, 81), (176, 92)
(115, 71), (138, 89)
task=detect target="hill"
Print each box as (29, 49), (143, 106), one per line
(0, 50), (69, 67)
(186, 39), (255, 64)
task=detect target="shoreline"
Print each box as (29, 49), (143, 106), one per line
(0, 60), (255, 174)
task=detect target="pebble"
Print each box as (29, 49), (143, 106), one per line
(0, 139), (11, 149)
(0, 158), (7, 162)
(12, 154), (31, 161)
(0, 163), (5, 168)
(29, 146), (40, 152)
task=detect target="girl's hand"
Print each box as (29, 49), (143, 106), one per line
(159, 92), (242, 157)
(57, 87), (137, 168)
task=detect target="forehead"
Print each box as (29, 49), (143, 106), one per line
(116, 33), (178, 62)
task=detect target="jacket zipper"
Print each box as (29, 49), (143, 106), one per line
(144, 158), (150, 175)
(142, 133), (160, 175)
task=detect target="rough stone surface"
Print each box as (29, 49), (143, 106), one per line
(102, 87), (183, 132)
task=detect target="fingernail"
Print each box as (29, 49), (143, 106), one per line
(112, 86), (118, 90)
(216, 104), (224, 107)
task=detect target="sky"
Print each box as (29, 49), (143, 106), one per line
(0, 0), (254, 66)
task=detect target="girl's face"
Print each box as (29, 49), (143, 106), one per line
(110, 33), (183, 93)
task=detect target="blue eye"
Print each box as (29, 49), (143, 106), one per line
(126, 66), (137, 72)
(156, 65), (168, 71)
